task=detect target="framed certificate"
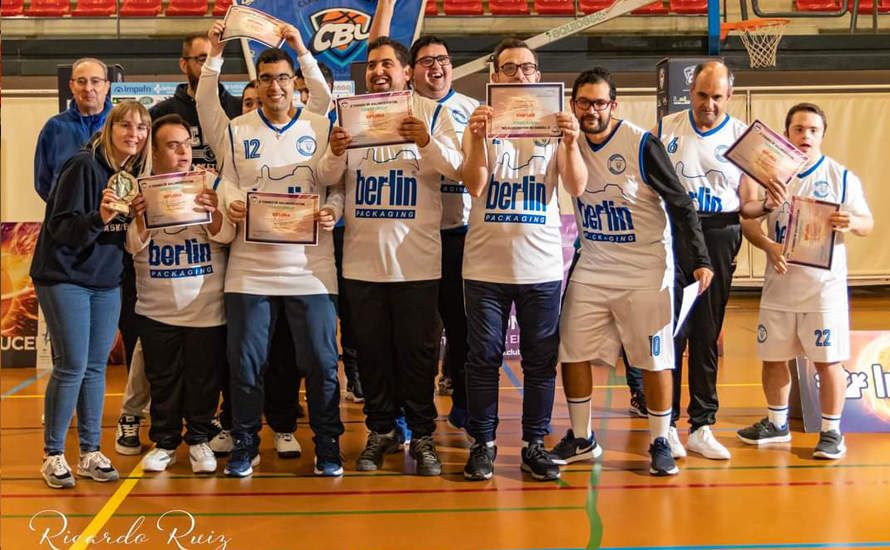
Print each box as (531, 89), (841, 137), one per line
(486, 83), (564, 139)
(139, 171), (211, 230)
(783, 196), (839, 270)
(245, 191), (319, 246)
(220, 5), (285, 49)
(724, 119), (809, 188)
(336, 90), (412, 149)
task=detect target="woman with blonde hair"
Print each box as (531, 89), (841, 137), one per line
(30, 101), (152, 489)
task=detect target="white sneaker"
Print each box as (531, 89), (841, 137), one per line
(189, 443), (217, 474)
(667, 426), (687, 458)
(274, 432), (302, 459)
(209, 429), (234, 455)
(42, 454), (76, 489)
(687, 425), (731, 460)
(142, 447), (177, 472)
(77, 451), (120, 481)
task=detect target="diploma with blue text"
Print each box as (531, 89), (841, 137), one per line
(139, 171), (212, 230)
(783, 196), (839, 270)
(486, 83), (564, 139)
(244, 191), (319, 246)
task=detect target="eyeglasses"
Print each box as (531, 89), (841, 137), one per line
(115, 121), (150, 133)
(258, 73), (294, 87)
(497, 62), (538, 77)
(573, 98), (614, 112)
(163, 139), (191, 152)
(416, 55), (451, 68)
(70, 77), (108, 88)
(182, 54), (209, 64)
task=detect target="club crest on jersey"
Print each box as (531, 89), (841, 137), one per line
(757, 324), (768, 343)
(667, 137), (679, 154)
(608, 154), (626, 175)
(297, 136), (317, 156)
(310, 8), (371, 65)
(714, 144), (729, 163)
(813, 180), (831, 199)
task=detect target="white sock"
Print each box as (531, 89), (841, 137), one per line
(567, 396), (592, 439)
(821, 414), (841, 433)
(767, 405), (789, 429)
(647, 408), (672, 443)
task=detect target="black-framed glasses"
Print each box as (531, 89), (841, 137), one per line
(497, 62), (538, 77)
(258, 73), (295, 87)
(573, 98), (614, 112)
(70, 77), (108, 88)
(182, 54), (209, 64)
(416, 55), (451, 68)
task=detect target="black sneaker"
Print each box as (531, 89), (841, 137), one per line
(628, 391), (648, 418)
(346, 375), (365, 403)
(115, 415), (142, 456)
(813, 430), (846, 460)
(355, 431), (400, 471)
(737, 417), (791, 445)
(648, 436), (679, 476)
(521, 440), (560, 481)
(463, 442), (496, 481)
(409, 435), (442, 476)
(550, 429), (603, 465)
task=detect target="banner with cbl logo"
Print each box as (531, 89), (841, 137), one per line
(239, 0), (425, 81)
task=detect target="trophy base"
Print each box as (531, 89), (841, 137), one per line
(108, 201), (131, 215)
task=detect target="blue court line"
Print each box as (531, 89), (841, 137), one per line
(497, 543), (890, 550)
(501, 361), (524, 396)
(1, 370), (49, 398)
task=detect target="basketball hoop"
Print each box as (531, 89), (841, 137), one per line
(721, 18), (790, 69)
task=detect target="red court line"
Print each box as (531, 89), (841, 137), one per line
(5, 478), (887, 499)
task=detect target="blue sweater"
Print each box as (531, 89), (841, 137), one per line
(33, 97), (113, 201)
(30, 145), (129, 290)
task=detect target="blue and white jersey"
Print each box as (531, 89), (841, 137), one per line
(573, 120), (673, 290)
(437, 89), (480, 230)
(463, 136), (563, 284)
(761, 155), (871, 313)
(127, 221), (232, 328)
(660, 110), (747, 214)
(330, 93), (462, 282)
(220, 107), (341, 296)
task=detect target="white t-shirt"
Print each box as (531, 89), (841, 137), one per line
(318, 93), (463, 282)
(127, 220), (233, 328)
(659, 110), (747, 214)
(572, 120), (673, 290)
(436, 89), (480, 230)
(760, 155), (871, 312)
(462, 136), (563, 284)
(220, 107), (342, 296)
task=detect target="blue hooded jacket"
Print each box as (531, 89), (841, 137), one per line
(33, 96), (113, 201)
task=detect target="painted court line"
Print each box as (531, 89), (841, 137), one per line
(67, 459), (146, 550)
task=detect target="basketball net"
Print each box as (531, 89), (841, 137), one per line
(722, 18), (790, 69)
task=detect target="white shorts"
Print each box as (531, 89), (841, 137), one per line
(757, 309), (850, 363)
(559, 281), (674, 371)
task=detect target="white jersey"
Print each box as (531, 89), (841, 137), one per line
(127, 221), (233, 328)
(220, 107), (342, 296)
(436, 89), (480, 230)
(761, 155), (871, 313)
(319, 93), (463, 282)
(463, 136), (563, 284)
(659, 110), (747, 214)
(572, 120), (673, 290)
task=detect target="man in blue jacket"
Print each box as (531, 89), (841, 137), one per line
(34, 57), (112, 202)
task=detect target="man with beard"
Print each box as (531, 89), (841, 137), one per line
(318, 37), (463, 476)
(550, 68), (711, 476)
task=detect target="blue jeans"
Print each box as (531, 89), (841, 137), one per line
(464, 279), (561, 443)
(37, 283), (121, 454)
(225, 293), (344, 450)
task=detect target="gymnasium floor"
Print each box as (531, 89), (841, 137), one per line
(1, 293), (888, 550)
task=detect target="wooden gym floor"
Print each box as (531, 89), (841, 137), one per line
(1, 292), (889, 550)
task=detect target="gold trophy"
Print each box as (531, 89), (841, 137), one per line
(106, 171), (138, 215)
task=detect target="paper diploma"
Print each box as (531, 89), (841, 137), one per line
(724, 120), (808, 188)
(139, 171), (211, 230)
(221, 5), (285, 48)
(487, 83), (564, 139)
(245, 192), (319, 246)
(673, 281), (701, 337)
(336, 90), (412, 149)
(783, 196), (839, 270)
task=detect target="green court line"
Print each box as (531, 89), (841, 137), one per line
(587, 367), (621, 549)
(1, 504), (586, 520)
